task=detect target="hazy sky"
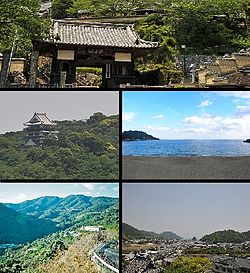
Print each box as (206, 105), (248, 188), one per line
(0, 183), (119, 203)
(123, 183), (250, 239)
(0, 91), (118, 133)
(123, 91), (250, 139)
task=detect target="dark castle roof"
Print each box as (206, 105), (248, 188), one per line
(51, 20), (158, 49)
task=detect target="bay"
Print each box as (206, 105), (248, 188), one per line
(122, 139), (250, 156)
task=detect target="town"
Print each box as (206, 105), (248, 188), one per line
(123, 238), (250, 273)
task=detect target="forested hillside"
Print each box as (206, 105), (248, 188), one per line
(7, 194), (119, 230)
(0, 194), (119, 273)
(0, 204), (58, 244)
(0, 112), (119, 179)
(201, 229), (250, 243)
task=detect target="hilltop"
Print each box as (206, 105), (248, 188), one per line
(122, 130), (160, 141)
(6, 194), (119, 231)
(123, 223), (182, 240)
(0, 112), (119, 179)
(201, 229), (250, 243)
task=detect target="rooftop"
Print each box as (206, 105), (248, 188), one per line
(50, 20), (158, 49)
(24, 112), (56, 126)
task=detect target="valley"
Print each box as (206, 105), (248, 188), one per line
(0, 192), (119, 273)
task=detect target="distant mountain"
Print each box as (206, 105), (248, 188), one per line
(123, 223), (182, 240)
(201, 229), (250, 243)
(6, 195), (119, 229)
(122, 130), (160, 141)
(0, 203), (58, 244)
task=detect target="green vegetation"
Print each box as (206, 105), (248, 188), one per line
(0, 227), (115, 273)
(0, 113), (119, 179)
(76, 67), (102, 75)
(0, 204), (58, 244)
(49, 0), (250, 82)
(7, 195), (119, 232)
(0, 0), (49, 56)
(0, 194), (119, 273)
(201, 229), (250, 243)
(1, 194), (118, 244)
(122, 223), (182, 240)
(122, 130), (160, 141)
(163, 256), (212, 273)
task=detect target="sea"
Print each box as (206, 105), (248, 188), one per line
(122, 139), (250, 157)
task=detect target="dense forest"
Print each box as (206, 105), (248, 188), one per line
(1, 0), (250, 85)
(0, 112), (119, 179)
(0, 194), (119, 273)
(122, 130), (160, 141)
(201, 229), (250, 243)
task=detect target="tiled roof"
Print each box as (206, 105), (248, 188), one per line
(25, 113), (55, 126)
(51, 20), (158, 49)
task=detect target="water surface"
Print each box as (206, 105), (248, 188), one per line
(123, 139), (250, 156)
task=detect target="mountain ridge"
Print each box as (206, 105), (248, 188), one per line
(1, 194), (118, 244)
(123, 223), (182, 240)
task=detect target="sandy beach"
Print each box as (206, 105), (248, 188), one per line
(122, 156), (250, 179)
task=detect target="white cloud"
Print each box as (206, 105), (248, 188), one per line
(145, 125), (170, 132)
(236, 105), (250, 115)
(198, 100), (212, 108)
(123, 112), (136, 122)
(182, 113), (250, 138)
(153, 114), (165, 119)
(183, 115), (222, 126)
(82, 183), (98, 190)
(79, 183), (119, 198)
(212, 91), (250, 99)
(0, 193), (27, 204)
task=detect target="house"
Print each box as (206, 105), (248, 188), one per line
(213, 256), (250, 273)
(81, 226), (104, 232)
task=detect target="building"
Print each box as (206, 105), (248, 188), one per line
(29, 20), (158, 88)
(0, 55), (25, 73)
(213, 256), (250, 273)
(23, 112), (58, 147)
(81, 226), (104, 232)
(198, 49), (250, 87)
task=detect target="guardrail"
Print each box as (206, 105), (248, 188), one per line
(92, 243), (119, 273)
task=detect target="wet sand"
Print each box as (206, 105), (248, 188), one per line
(122, 156), (250, 179)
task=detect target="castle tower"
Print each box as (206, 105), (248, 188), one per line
(23, 112), (58, 147)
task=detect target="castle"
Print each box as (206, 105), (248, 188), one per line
(23, 112), (58, 147)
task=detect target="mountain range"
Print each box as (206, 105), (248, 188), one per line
(123, 223), (182, 240)
(0, 195), (118, 244)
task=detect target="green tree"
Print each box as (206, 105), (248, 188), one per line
(51, 0), (75, 19)
(0, 0), (49, 87)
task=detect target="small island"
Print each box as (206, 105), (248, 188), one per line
(122, 130), (160, 141)
(243, 139), (250, 143)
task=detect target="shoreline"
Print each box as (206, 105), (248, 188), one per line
(122, 156), (250, 179)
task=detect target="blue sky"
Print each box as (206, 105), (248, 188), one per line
(0, 183), (119, 203)
(123, 91), (250, 139)
(123, 183), (250, 239)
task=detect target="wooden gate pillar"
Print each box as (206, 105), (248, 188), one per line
(0, 51), (11, 88)
(29, 50), (39, 88)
